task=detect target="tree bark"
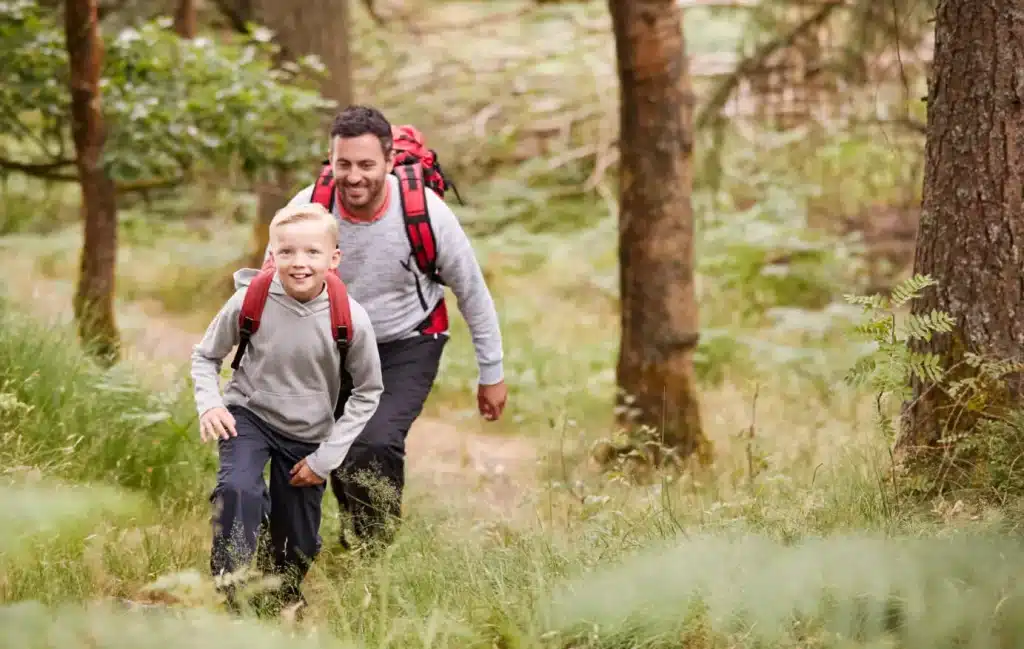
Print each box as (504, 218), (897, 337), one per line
(898, 1), (1024, 461)
(609, 0), (710, 464)
(173, 0), (197, 38)
(247, 0), (353, 267)
(65, 0), (120, 364)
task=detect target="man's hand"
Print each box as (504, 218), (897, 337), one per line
(477, 380), (508, 421)
(199, 407), (237, 442)
(289, 457), (326, 487)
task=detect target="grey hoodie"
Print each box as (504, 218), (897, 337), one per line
(190, 269), (383, 479)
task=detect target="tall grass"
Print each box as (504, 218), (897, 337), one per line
(0, 297), (214, 508)
(1, 271), (1022, 649)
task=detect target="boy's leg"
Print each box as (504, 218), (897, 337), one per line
(265, 430), (327, 608)
(330, 334), (448, 547)
(210, 406), (272, 592)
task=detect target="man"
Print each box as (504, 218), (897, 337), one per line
(282, 105), (508, 548)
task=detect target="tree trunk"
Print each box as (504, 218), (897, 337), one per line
(173, 0), (197, 38)
(65, 0), (120, 364)
(898, 1), (1024, 462)
(609, 0), (710, 465)
(247, 0), (353, 267)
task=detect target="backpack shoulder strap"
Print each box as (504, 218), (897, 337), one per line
(325, 271), (354, 346)
(230, 268), (275, 370)
(394, 163), (442, 284)
(310, 160), (335, 212)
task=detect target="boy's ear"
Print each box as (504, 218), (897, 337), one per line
(329, 247), (342, 269)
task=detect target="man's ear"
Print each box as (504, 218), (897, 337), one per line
(384, 147), (395, 174)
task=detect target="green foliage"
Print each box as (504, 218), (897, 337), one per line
(0, 0), (332, 186)
(0, 600), (359, 649)
(0, 297), (214, 509)
(843, 274), (953, 438)
(541, 530), (1024, 649)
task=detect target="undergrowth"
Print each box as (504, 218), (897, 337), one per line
(1, 295), (1022, 648)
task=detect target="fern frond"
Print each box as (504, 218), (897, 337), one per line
(907, 351), (945, 384)
(904, 310), (955, 341)
(843, 293), (887, 311)
(890, 273), (937, 308)
(852, 317), (892, 341)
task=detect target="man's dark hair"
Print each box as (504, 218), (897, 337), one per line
(329, 105), (393, 155)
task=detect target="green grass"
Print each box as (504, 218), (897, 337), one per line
(1, 293), (1021, 649)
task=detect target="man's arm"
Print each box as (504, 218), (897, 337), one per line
(305, 299), (384, 479)
(428, 192), (505, 386)
(190, 290), (245, 417)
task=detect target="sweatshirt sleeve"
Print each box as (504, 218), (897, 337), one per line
(305, 298), (384, 479)
(428, 192), (506, 386)
(190, 289), (244, 418)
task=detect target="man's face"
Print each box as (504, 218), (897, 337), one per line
(329, 133), (393, 214)
(270, 220), (341, 302)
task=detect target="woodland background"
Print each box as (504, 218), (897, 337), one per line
(3, 1), (1024, 648)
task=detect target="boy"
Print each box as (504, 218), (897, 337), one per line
(190, 202), (383, 613)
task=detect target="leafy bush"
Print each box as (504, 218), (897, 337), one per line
(0, 0), (332, 188)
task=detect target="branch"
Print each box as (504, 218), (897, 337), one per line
(695, 0), (848, 130)
(0, 155), (188, 193)
(0, 156), (77, 181)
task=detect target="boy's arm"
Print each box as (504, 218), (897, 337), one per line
(190, 290), (244, 417)
(428, 193), (505, 386)
(305, 300), (384, 479)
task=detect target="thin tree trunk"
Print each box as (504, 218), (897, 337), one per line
(174, 0), (197, 38)
(609, 0), (710, 464)
(898, 1), (1024, 463)
(65, 0), (120, 364)
(247, 0), (353, 268)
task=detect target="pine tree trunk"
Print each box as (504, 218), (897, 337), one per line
(898, 1), (1024, 461)
(247, 0), (353, 267)
(609, 0), (710, 464)
(65, 0), (120, 364)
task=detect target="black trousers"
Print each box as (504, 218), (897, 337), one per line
(330, 334), (448, 546)
(210, 405), (326, 606)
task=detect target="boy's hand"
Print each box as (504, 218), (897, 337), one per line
(199, 407), (237, 442)
(290, 458), (326, 487)
(477, 380), (508, 421)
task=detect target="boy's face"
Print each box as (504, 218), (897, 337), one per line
(270, 219), (341, 302)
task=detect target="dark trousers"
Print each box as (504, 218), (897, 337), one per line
(210, 405), (326, 607)
(330, 334), (448, 546)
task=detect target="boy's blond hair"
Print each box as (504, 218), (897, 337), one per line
(269, 202), (338, 248)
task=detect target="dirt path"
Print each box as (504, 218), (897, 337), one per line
(8, 274), (538, 522)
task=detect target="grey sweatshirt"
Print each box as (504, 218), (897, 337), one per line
(190, 269), (384, 479)
(281, 174), (505, 385)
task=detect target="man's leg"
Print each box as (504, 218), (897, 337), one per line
(330, 334), (448, 547)
(265, 427), (327, 609)
(210, 406), (272, 603)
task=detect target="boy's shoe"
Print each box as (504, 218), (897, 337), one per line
(280, 597), (307, 626)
